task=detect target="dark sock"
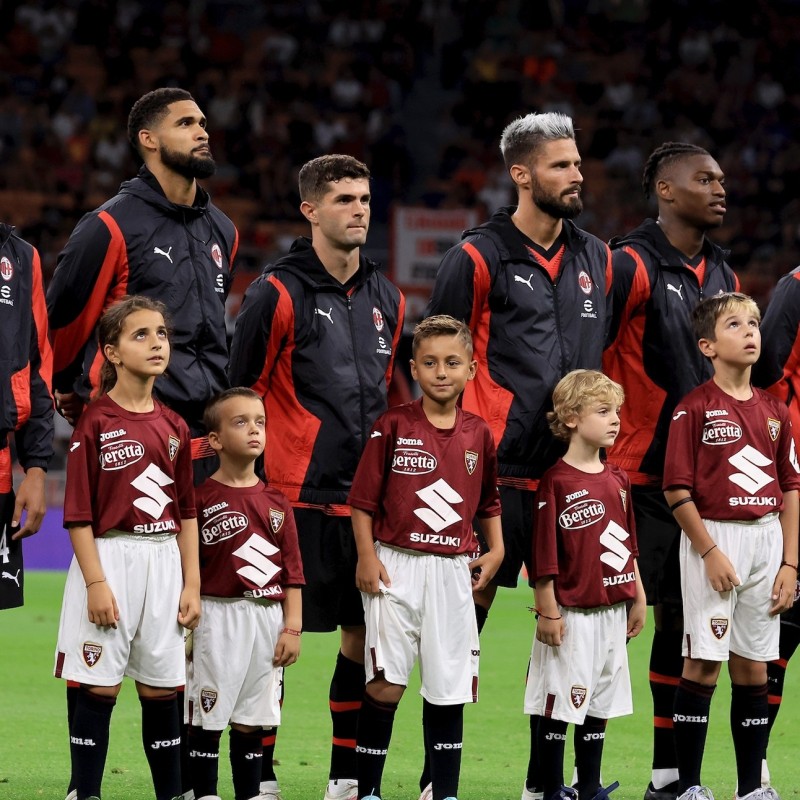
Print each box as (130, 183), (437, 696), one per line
(71, 687), (116, 799)
(356, 692), (397, 800)
(261, 727), (278, 782)
(731, 682), (769, 797)
(188, 726), (221, 798)
(673, 677), (714, 791)
(329, 651), (365, 780)
(474, 603), (489, 634)
(526, 714), (543, 792)
(66, 681), (80, 793)
(230, 727), (264, 800)
(574, 716), (607, 797)
(420, 699), (433, 791)
(140, 692), (182, 800)
(424, 701), (463, 800)
(538, 716), (568, 796)
(649, 627), (684, 773)
(176, 686), (190, 795)
(765, 622), (800, 759)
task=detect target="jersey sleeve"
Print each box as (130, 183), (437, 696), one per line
(276, 499), (305, 586)
(662, 398), (700, 491)
(347, 414), (393, 513)
(228, 273), (293, 396)
(623, 471), (639, 557)
(63, 414), (99, 526)
(775, 405), (800, 493)
(176, 423), (196, 519)
(531, 473), (559, 580)
(16, 244), (54, 471)
(605, 245), (650, 349)
(424, 237), (489, 327)
(46, 211), (127, 393)
(476, 423), (501, 518)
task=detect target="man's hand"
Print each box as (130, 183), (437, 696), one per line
(12, 467), (46, 540)
(55, 391), (85, 426)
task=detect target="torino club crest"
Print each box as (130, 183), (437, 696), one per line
(571, 685), (587, 708)
(710, 617), (729, 640)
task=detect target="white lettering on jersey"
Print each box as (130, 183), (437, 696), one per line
(414, 479), (463, 532)
(598, 520), (632, 572)
(728, 445), (774, 494)
(233, 533), (281, 588)
(131, 463), (175, 518)
(0, 524), (9, 564)
(791, 438), (799, 473)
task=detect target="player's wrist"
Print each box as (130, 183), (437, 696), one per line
(780, 560), (798, 572)
(281, 627), (302, 636)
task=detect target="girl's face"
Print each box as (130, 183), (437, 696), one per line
(104, 309), (170, 381)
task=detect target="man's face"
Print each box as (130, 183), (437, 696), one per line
(148, 100), (216, 179)
(660, 153), (726, 231)
(528, 138), (584, 219)
(305, 177), (371, 250)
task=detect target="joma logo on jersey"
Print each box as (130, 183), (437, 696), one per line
(705, 409), (728, 418)
(200, 688), (217, 713)
(82, 643), (102, 667)
(99, 440), (145, 470)
(702, 420), (742, 445)
(710, 617), (729, 640)
(203, 501), (228, 518)
(392, 448), (437, 475)
(571, 686), (587, 708)
(565, 488), (588, 503)
(397, 437), (423, 446)
(202, 511), (249, 544)
(559, 499), (605, 529)
(99, 428), (126, 442)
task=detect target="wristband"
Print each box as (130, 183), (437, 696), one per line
(780, 560), (798, 571)
(86, 578), (106, 588)
(281, 627), (302, 636)
(700, 544), (717, 559)
(669, 496), (695, 512)
(531, 607), (562, 621)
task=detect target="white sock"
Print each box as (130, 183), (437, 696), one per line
(651, 768), (679, 790)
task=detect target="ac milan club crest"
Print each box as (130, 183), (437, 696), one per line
(577, 271), (593, 295)
(465, 450), (478, 475)
(201, 688), (218, 713)
(619, 488), (627, 512)
(710, 617), (729, 640)
(767, 418), (781, 441)
(570, 685), (587, 708)
(0, 256), (13, 281)
(269, 508), (285, 533)
(83, 642), (102, 667)
(373, 307), (384, 331)
(211, 243), (222, 269)
(168, 435), (180, 461)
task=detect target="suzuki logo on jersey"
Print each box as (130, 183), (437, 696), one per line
(100, 439), (145, 471)
(373, 307), (384, 331)
(413, 478), (463, 536)
(578, 271), (592, 295)
(202, 511), (249, 544)
(0, 256), (13, 281)
(702, 419), (742, 446)
(233, 534), (281, 587)
(571, 686), (587, 707)
(211, 242), (222, 269)
(767, 417), (781, 441)
(728, 445), (775, 497)
(599, 520), (633, 574)
(82, 643), (102, 667)
(559, 499), (605, 530)
(465, 450), (478, 475)
(392, 448), (437, 475)
(711, 617), (729, 639)
(269, 508), (284, 533)
(132, 463), (174, 519)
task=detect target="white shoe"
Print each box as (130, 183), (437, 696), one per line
(65, 792), (77, 800)
(324, 779), (359, 800)
(257, 779), (282, 800)
(677, 788), (715, 800)
(419, 783), (433, 800)
(761, 759), (772, 789)
(194, 796), (222, 800)
(736, 790), (781, 800)
(522, 785), (544, 800)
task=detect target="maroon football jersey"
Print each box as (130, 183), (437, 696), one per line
(663, 380), (800, 520)
(348, 398), (501, 555)
(533, 459), (639, 608)
(64, 395), (195, 536)
(196, 478), (304, 600)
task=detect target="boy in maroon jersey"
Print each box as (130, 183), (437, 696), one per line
(663, 293), (800, 800)
(348, 315), (504, 800)
(186, 387), (304, 800)
(524, 369), (646, 800)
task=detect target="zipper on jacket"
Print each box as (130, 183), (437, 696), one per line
(347, 294), (369, 447)
(184, 225), (213, 397)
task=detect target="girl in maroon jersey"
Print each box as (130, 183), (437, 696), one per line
(54, 295), (200, 800)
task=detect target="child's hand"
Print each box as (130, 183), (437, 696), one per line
(626, 597), (646, 639)
(769, 565), (797, 616)
(356, 555), (390, 594)
(469, 548), (504, 593)
(535, 614), (564, 647)
(702, 547), (741, 594)
(87, 581), (119, 629)
(273, 631), (301, 666)
(178, 586), (201, 630)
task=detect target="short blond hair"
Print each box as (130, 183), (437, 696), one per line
(692, 292), (761, 342)
(412, 315), (473, 357)
(547, 369), (625, 441)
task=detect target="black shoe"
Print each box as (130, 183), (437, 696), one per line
(589, 782), (620, 800)
(644, 782), (679, 800)
(549, 788), (579, 800)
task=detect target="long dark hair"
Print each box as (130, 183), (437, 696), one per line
(97, 295), (169, 396)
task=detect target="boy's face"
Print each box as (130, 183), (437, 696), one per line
(699, 306), (761, 366)
(208, 396), (266, 461)
(566, 400), (621, 450)
(410, 334), (476, 406)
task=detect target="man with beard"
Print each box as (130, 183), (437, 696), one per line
(603, 142), (738, 800)
(425, 112), (612, 800)
(46, 87), (238, 800)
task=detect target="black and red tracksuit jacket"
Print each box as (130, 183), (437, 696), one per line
(425, 206), (613, 487)
(227, 237), (405, 510)
(753, 265), (800, 431)
(46, 166), (239, 436)
(0, 224), (54, 484)
(603, 219), (739, 484)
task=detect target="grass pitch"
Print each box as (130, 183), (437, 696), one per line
(1, 571), (798, 799)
